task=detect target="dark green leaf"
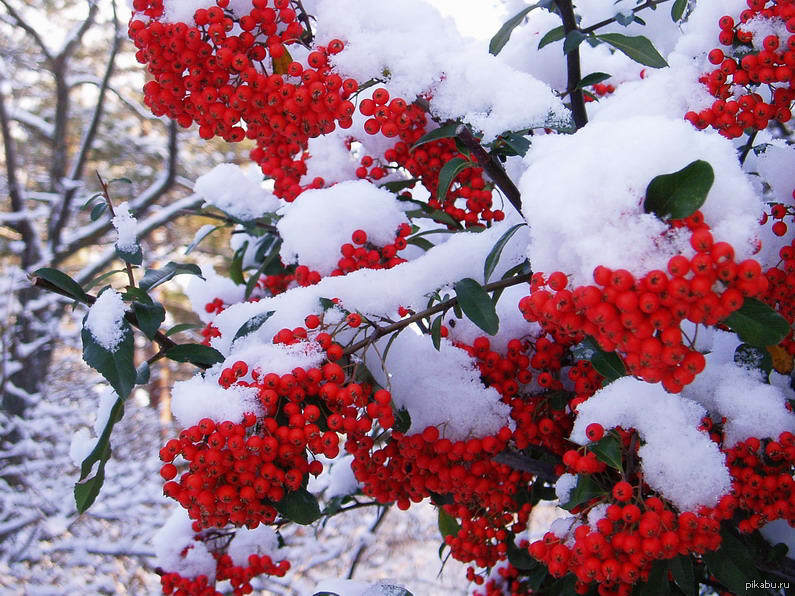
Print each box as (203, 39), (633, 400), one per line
(90, 202), (107, 221)
(109, 177), (133, 186)
(165, 323), (203, 337)
(380, 178), (419, 193)
(498, 132), (531, 157)
(454, 278), (500, 336)
(411, 122), (460, 151)
(229, 241), (248, 285)
(561, 474), (605, 511)
(702, 528), (758, 595)
(590, 433), (623, 471)
(582, 336), (626, 384)
(82, 269), (128, 291)
(484, 223), (525, 283)
(393, 407), (411, 433)
(81, 192), (105, 209)
(245, 238), (283, 299)
(577, 72), (611, 88)
(233, 311), (275, 343)
(135, 362), (151, 385)
(615, 11), (636, 27)
(634, 559), (670, 596)
(82, 315), (136, 399)
(506, 536), (538, 571)
(437, 157), (474, 202)
(33, 267), (90, 302)
(404, 208), (461, 228)
(185, 224), (222, 255)
(318, 297), (337, 311)
(431, 315), (443, 351)
(723, 298), (790, 348)
(313, 592), (340, 596)
(407, 236), (435, 251)
(538, 25), (565, 49)
(668, 555), (696, 596)
(75, 458), (108, 513)
(671, 0), (687, 21)
(644, 160), (715, 220)
(122, 286), (150, 303)
(139, 262), (203, 292)
(595, 33), (668, 68)
(275, 487), (321, 525)
(489, 3), (541, 55)
(132, 300), (165, 340)
(437, 507), (460, 538)
(563, 30), (587, 54)
(547, 574), (577, 596)
(734, 343), (773, 380)
(163, 343), (225, 366)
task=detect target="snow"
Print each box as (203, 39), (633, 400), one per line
(554, 473), (577, 504)
(570, 377), (732, 512)
(152, 509), (216, 579)
(184, 265), (246, 323)
(326, 455), (361, 498)
(314, 0), (566, 141)
(84, 289), (128, 351)
(170, 375), (261, 427)
(69, 427), (94, 466)
(194, 164), (280, 222)
(111, 201), (138, 253)
(277, 180), (409, 276)
(519, 116), (762, 285)
(366, 330), (510, 441)
(313, 579), (414, 596)
(760, 520), (795, 561)
(227, 525), (279, 567)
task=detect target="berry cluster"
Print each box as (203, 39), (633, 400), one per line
(331, 223), (411, 275)
(687, 1), (795, 138)
(519, 212), (768, 393)
(760, 234), (795, 356)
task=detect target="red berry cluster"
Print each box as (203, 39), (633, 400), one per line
(723, 432), (795, 533)
(518, 212), (769, 393)
(583, 82), (616, 103)
(760, 194), (795, 237)
(158, 537), (290, 596)
(687, 1), (795, 138)
(761, 235), (795, 355)
(331, 223), (411, 275)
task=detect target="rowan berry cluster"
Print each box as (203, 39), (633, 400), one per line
(760, 234), (795, 355)
(686, 1), (795, 138)
(331, 223), (411, 275)
(519, 212), (769, 393)
(760, 195), (795, 237)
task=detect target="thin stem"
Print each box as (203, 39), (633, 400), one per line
(580, 0), (672, 35)
(455, 125), (523, 214)
(30, 277), (210, 370)
(739, 129), (758, 165)
(180, 209), (280, 234)
(342, 272), (533, 356)
(347, 506), (389, 579)
(96, 172), (136, 288)
(554, 0), (588, 130)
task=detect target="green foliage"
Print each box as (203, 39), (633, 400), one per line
(454, 278), (500, 335)
(723, 298), (790, 348)
(595, 33), (668, 68)
(163, 344), (225, 366)
(644, 160), (715, 220)
(275, 488), (322, 525)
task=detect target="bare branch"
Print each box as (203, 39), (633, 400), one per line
(57, 0), (100, 61)
(7, 106), (54, 140)
(0, 0), (52, 61)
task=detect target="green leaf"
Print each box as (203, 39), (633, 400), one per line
(497, 132), (531, 157)
(734, 343), (773, 379)
(380, 178), (419, 193)
(81, 192), (105, 209)
(185, 224), (222, 255)
(506, 536), (538, 571)
(723, 298), (790, 348)
(245, 238), (283, 299)
(577, 72), (611, 89)
(82, 269), (128, 291)
(634, 559), (670, 596)
(90, 202), (107, 221)
(484, 223), (525, 283)
(81, 314), (136, 399)
(407, 236), (435, 252)
(233, 311), (275, 343)
(538, 25), (565, 49)
(139, 262), (203, 292)
(229, 241), (248, 285)
(702, 528), (759, 595)
(644, 160), (715, 221)
(437, 157), (474, 202)
(563, 30), (587, 54)
(489, 3), (541, 55)
(163, 344), (225, 367)
(431, 315), (443, 351)
(411, 122), (460, 151)
(109, 177), (132, 186)
(454, 278), (500, 336)
(132, 300), (165, 340)
(561, 474), (606, 511)
(582, 336), (626, 384)
(590, 433), (623, 471)
(165, 323), (203, 337)
(33, 267), (90, 302)
(667, 555), (696, 596)
(438, 507), (460, 538)
(595, 33), (668, 68)
(671, 0), (687, 21)
(393, 407), (411, 434)
(275, 487), (321, 525)
(404, 208), (461, 228)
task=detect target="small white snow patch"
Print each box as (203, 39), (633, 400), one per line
(227, 525), (279, 567)
(170, 375), (261, 428)
(194, 163), (280, 221)
(555, 473), (577, 504)
(84, 289), (128, 351)
(153, 509), (216, 579)
(111, 201), (138, 253)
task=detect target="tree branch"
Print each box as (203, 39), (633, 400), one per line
(57, 0), (99, 61)
(554, 0), (588, 130)
(580, 0), (672, 35)
(455, 125), (523, 214)
(0, 0), (52, 61)
(343, 271), (533, 356)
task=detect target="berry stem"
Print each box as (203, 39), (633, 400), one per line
(97, 171), (136, 289)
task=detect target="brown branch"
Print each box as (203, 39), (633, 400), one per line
(455, 125), (523, 215)
(0, 0), (52, 61)
(57, 0), (100, 61)
(554, 0), (587, 130)
(30, 277), (210, 370)
(343, 271), (533, 356)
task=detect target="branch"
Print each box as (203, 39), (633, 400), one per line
(50, 0), (121, 252)
(580, 0), (672, 35)
(0, 0), (52, 61)
(455, 125), (523, 214)
(554, 0), (588, 130)
(492, 448), (560, 481)
(347, 507), (389, 579)
(343, 271), (533, 356)
(30, 276), (210, 370)
(57, 0), (99, 61)
(7, 106), (54, 139)
(179, 209), (280, 234)
(96, 171), (136, 288)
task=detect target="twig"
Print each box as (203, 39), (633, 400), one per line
(347, 506), (389, 579)
(30, 277), (210, 370)
(455, 125), (523, 214)
(554, 0), (588, 130)
(343, 272), (533, 356)
(580, 0), (672, 35)
(179, 209), (280, 234)
(96, 171), (136, 288)
(739, 129), (758, 165)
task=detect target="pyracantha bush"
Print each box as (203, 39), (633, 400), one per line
(43, 1), (795, 595)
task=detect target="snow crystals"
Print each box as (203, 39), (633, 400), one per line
(84, 288), (127, 351)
